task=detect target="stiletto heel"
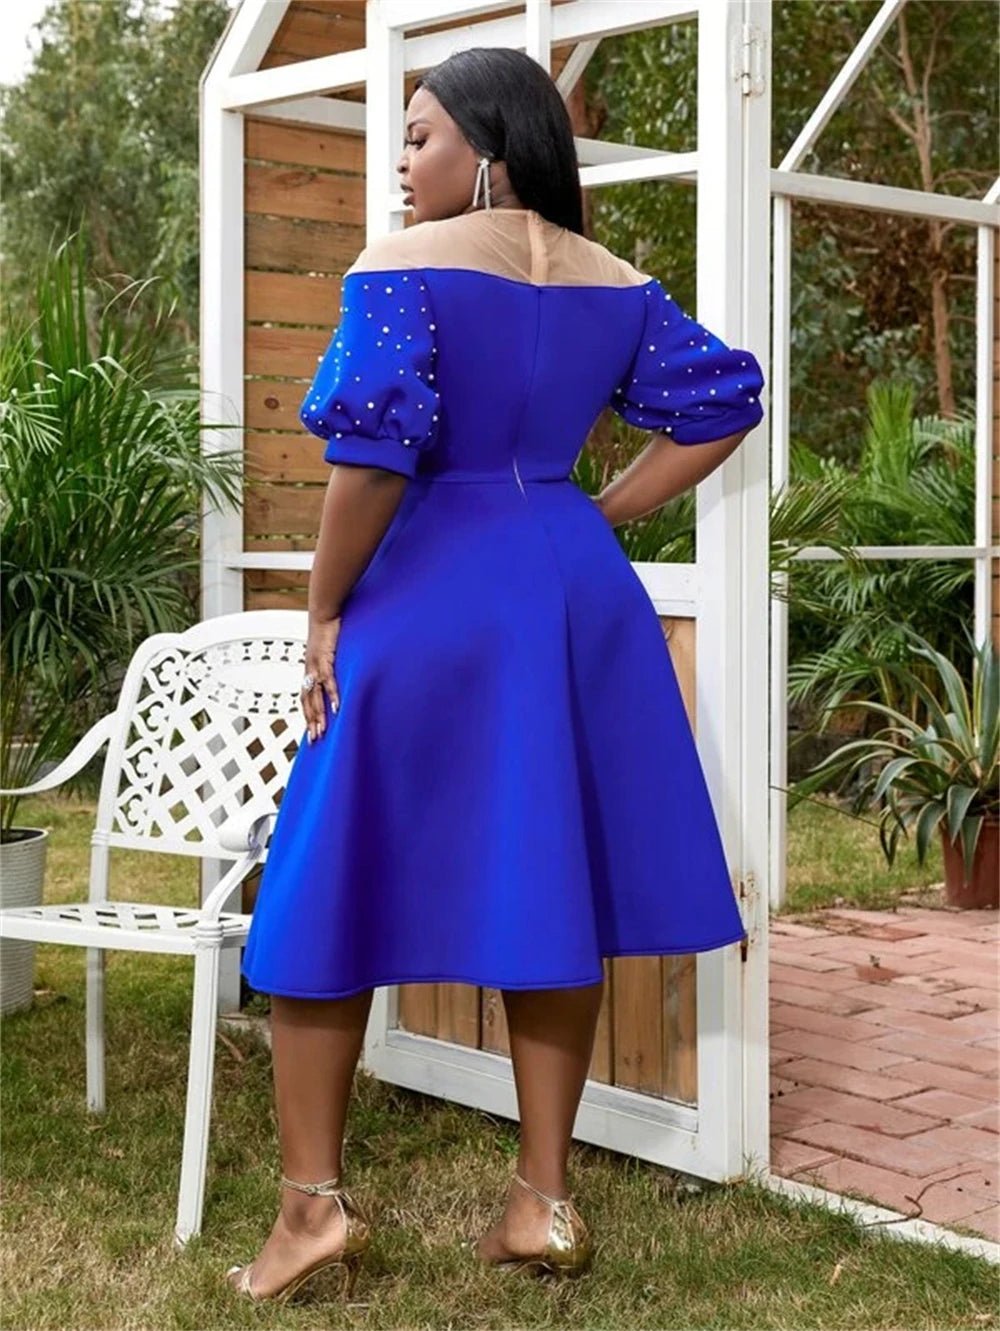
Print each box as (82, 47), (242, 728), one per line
(477, 1170), (593, 1279)
(225, 1174), (371, 1304)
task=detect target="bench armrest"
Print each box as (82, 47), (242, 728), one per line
(216, 801), (277, 856)
(201, 841), (269, 921)
(200, 801), (277, 920)
(0, 712), (117, 798)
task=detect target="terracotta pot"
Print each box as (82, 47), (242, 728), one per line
(940, 818), (999, 910)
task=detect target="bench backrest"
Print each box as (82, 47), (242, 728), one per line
(92, 610), (308, 862)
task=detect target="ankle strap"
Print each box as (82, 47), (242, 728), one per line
(281, 1174), (342, 1195)
(514, 1171), (570, 1207)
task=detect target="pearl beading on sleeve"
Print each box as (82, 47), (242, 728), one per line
(609, 278), (765, 445)
(298, 269), (442, 478)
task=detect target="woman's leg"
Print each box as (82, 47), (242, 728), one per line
(476, 978), (604, 1260)
(226, 988), (373, 1297)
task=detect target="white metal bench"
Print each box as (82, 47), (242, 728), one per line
(0, 609), (309, 1247)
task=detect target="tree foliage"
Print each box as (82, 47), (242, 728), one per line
(1, 0), (232, 343)
(586, 0), (996, 463)
(4, 0), (993, 439)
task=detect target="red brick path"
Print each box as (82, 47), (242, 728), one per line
(769, 904), (998, 1242)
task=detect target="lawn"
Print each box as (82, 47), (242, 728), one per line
(780, 791), (946, 914)
(1, 792), (993, 1330)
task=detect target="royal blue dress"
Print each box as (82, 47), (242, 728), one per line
(240, 209), (765, 999)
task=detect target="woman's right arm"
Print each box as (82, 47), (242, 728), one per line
(594, 428), (750, 528)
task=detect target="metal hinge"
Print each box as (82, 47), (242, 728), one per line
(735, 23), (766, 98)
(737, 871), (760, 961)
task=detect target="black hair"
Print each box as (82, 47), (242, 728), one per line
(415, 47), (584, 235)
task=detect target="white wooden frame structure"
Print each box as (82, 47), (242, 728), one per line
(768, 0), (1000, 910)
(201, 0), (769, 1195)
(199, 0), (998, 1263)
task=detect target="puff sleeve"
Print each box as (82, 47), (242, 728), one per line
(610, 278), (765, 444)
(299, 268), (441, 478)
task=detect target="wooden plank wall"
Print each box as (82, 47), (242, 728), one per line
(244, 0), (705, 1106)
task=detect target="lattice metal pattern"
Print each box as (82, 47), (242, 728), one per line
(109, 633), (306, 855)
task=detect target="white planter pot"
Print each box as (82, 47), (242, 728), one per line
(0, 827), (48, 1015)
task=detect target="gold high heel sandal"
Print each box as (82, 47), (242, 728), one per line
(225, 1174), (371, 1304)
(479, 1171), (593, 1279)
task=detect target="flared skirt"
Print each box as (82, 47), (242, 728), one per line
(240, 475), (746, 998)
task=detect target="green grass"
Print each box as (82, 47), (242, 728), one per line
(1, 793), (994, 1329)
(783, 792), (946, 915)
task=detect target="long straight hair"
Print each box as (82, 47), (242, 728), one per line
(415, 48), (585, 235)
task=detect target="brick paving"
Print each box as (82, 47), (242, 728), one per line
(769, 902), (998, 1242)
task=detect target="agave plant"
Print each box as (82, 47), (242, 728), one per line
(790, 626), (999, 888)
(0, 230), (244, 837)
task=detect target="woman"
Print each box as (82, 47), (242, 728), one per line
(229, 46), (765, 1303)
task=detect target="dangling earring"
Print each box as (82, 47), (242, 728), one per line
(472, 155), (493, 211)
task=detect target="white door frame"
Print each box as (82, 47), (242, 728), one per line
(201, 0), (772, 1186)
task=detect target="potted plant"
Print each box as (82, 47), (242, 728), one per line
(0, 230), (243, 1011)
(790, 626), (998, 909)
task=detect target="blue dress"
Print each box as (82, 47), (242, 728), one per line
(240, 209), (765, 999)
